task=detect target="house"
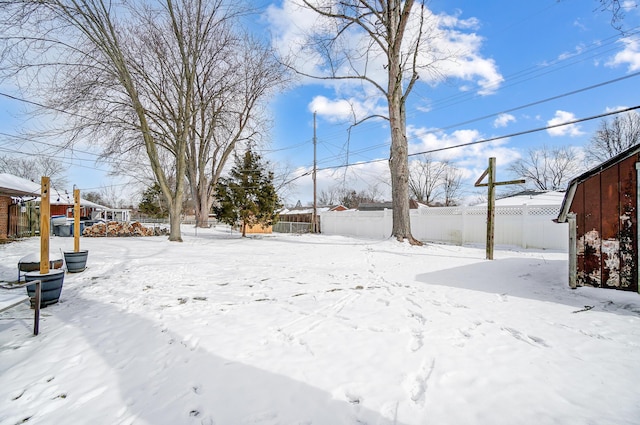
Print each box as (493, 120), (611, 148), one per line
(556, 144), (639, 293)
(0, 173), (42, 240)
(0, 173), (112, 239)
(47, 189), (109, 221)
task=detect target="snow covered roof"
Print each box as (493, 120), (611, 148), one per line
(0, 173), (108, 209)
(477, 191), (566, 207)
(280, 206), (343, 215)
(47, 189), (108, 209)
(0, 173), (42, 197)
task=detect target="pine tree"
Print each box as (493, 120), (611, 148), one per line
(138, 183), (167, 218)
(214, 149), (281, 237)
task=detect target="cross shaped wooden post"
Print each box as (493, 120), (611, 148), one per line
(474, 157), (525, 260)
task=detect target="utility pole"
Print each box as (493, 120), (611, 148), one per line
(475, 157), (525, 260)
(312, 111), (318, 233)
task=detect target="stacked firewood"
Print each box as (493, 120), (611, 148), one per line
(82, 221), (169, 237)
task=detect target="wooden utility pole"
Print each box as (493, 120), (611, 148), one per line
(312, 111), (318, 233)
(39, 176), (50, 274)
(73, 186), (81, 252)
(474, 157), (525, 260)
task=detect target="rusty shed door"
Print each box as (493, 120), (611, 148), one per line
(572, 156), (638, 291)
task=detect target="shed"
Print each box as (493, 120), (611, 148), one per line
(556, 144), (639, 293)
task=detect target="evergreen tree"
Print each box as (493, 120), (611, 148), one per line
(138, 183), (168, 218)
(214, 149), (281, 237)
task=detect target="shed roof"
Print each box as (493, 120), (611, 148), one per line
(556, 143), (640, 223)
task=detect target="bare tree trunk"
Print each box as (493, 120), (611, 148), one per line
(168, 201), (183, 241)
(387, 0), (421, 245)
(388, 100), (414, 242)
(195, 178), (211, 228)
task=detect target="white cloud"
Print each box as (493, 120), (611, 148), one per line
(265, 1), (504, 96)
(406, 126), (520, 176)
(546, 110), (585, 137)
(493, 113), (516, 128)
(283, 162), (391, 206)
(607, 37), (640, 72)
(309, 95), (387, 123)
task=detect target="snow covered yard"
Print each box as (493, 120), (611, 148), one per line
(1, 226), (639, 425)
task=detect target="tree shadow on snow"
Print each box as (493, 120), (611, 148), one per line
(416, 257), (640, 317)
(51, 294), (406, 425)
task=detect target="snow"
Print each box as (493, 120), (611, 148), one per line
(0, 173), (41, 197)
(1, 226), (639, 425)
(476, 191), (566, 207)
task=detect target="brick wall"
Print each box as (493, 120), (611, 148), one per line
(0, 196), (10, 239)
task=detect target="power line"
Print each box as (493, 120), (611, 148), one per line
(299, 69), (640, 170)
(285, 105), (640, 180)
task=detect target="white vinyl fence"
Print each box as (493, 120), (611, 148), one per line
(321, 204), (568, 251)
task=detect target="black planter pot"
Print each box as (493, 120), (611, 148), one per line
(25, 269), (65, 307)
(64, 250), (89, 273)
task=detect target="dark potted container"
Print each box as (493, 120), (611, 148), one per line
(64, 250), (89, 273)
(25, 269), (65, 307)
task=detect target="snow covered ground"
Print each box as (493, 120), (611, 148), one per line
(1, 226), (639, 425)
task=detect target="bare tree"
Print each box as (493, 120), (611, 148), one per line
(442, 164), (463, 206)
(1, 0), (189, 240)
(597, 0), (627, 30)
(408, 154), (447, 205)
(318, 186), (342, 206)
(585, 111), (640, 164)
(509, 145), (585, 191)
(186, 33), (288, 228)
(339, 187), (383, 209)
(296, 0), (452, 245)
(0, 0), (272, 241)
(99, 185), (128, 209)
(0, 155), (68, 189)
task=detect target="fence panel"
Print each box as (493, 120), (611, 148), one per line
(273, 222), (312, 234)
(321, 205), (567, 250)
(320, 210), (393, 239)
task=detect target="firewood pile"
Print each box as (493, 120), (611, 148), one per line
(82, 221), (169, 237)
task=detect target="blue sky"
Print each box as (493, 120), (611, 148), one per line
(262, 0), (640, 205)
(1, 0), (639, 206)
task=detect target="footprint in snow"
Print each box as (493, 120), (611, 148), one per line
(502, 327), (549, 347)
(409, 329), (424, 352)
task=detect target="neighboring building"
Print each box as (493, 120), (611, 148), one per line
(0, 174), (41, 240)
(481, 190), (565, 207)
(279, 205), (347, 221)
(47, 189), (109, 221)
(93, 208), (131, 222)
(0, 173), (114, 239)
(276, 205), (347, 233)
(357, 200), (426, 211)
(556, 144), (639, 293)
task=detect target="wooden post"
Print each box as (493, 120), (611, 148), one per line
(475, 158), (525, 260)
(33, 280), (41, 336)
(568, 213), (577, 289)
(486, 157), (496, 260)
(74, 187), (80, 252)
(40, 177), (50, 274)
(312, 111), (318, 233)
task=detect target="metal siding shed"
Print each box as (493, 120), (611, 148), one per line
(557, 145), (639, 293)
